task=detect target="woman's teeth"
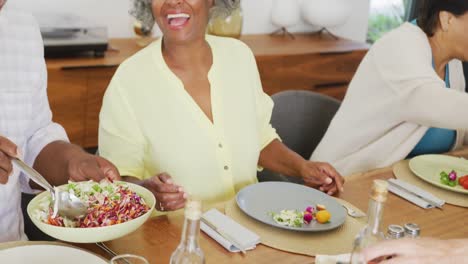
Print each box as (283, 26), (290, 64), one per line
(167, 13), (191, 26)
(167, 13), (190, 19)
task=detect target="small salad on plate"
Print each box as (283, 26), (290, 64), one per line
(440, 170), (468, 190)
(269, 204), (332, 228)
(33, 180), (150, 228)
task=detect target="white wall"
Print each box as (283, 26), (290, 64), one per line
(8, 0), (369, 42)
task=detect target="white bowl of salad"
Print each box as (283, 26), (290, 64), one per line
(27, 180), (155, 243)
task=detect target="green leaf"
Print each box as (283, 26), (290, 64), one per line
(92, 184), (103, 193)
(104, 185), (114, 193)
(67, 182), (77, 191)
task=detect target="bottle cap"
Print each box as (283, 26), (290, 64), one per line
(387, 224), (405, 239)
(371, 180), (389, 202)
(185, 198), (202, 220)
(404, 223), (420, 237)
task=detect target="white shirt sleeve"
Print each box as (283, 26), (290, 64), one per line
(18, 13), (69, 193)
(22, 70), (69, 168)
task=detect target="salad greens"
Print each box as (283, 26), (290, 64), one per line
(269, 210), (305, 228)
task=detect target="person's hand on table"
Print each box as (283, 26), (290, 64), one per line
(0, 135), (18, 184)
(142, 173), (187, 212)
(299, 161), (345, 195)
(362, 238), (468, 264)
(67, 151), (121, 182)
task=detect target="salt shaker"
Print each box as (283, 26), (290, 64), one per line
(404, 223), (420, 238)
(386, 224), (405, 239)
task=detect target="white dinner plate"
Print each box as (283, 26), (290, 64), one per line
(409, 154), (468, 195)
(236, 182), (346, 232)
(0, 245), (107, 264)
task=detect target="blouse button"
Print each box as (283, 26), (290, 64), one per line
(224, 165), (229, 170)
(218, 143), (223, 148)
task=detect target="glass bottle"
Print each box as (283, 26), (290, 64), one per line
(170, 199), (205, 264)
(207, 2), (243, 38)
(350, 180), (389, 264)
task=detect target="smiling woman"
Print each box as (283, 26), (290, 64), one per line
(130, 0), (240, 31)
(99, 0), (343, 214)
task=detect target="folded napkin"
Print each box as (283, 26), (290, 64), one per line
(388, 179), (445, 209)
(201, 209), (260, 253)
(315, 253), (351, 264)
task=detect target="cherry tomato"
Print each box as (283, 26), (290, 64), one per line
(462, 179), (468, 190)
(459, 176), (468, 186)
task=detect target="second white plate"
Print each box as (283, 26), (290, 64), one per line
(409, 154), (468, 195)
(0, 244), (107, 264)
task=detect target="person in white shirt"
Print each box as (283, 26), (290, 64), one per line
(0, 0), (120, 242)
(311, 0), (468, 176)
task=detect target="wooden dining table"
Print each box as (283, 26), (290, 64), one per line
(74, 150), (468, 263)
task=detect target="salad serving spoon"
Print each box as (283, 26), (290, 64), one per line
(12, 157), (88, 219)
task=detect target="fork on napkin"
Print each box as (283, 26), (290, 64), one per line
(387, 179), (445, 209)
(200, 209), (260, 253)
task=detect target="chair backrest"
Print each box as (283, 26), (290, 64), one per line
(270, 90), (341, 159)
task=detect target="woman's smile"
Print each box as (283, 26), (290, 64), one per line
(153, 0), (212, 42)
(166, 12), (191, 30)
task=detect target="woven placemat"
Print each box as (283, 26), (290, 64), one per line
(225, 198), (366, 256)
(393, 160), (468, 207)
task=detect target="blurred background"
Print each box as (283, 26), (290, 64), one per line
(9, 0), (370, 42)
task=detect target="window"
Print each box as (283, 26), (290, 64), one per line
(367, 0), (414, 43)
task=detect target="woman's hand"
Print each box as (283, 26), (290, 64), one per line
(142, 173), (187, 212)
(67, 152), (121, 182)
(299, 161), (344, 195)
(259, 140), (344, 195)
(0, 135), (18, 184)
(362, 238), (468, 264)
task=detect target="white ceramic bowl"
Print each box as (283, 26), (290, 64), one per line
(27, 181), (155, 243)
(302, 0), (352, 28)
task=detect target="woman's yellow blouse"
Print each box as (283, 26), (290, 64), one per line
(99, 35), (279, 205)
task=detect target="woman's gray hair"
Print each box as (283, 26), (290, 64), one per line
(130, 0), (240, 31)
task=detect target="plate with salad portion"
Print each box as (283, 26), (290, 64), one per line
(27, 180), (155, 243)
(236, 182), (346, 232)
(409, 154), (468, 194)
